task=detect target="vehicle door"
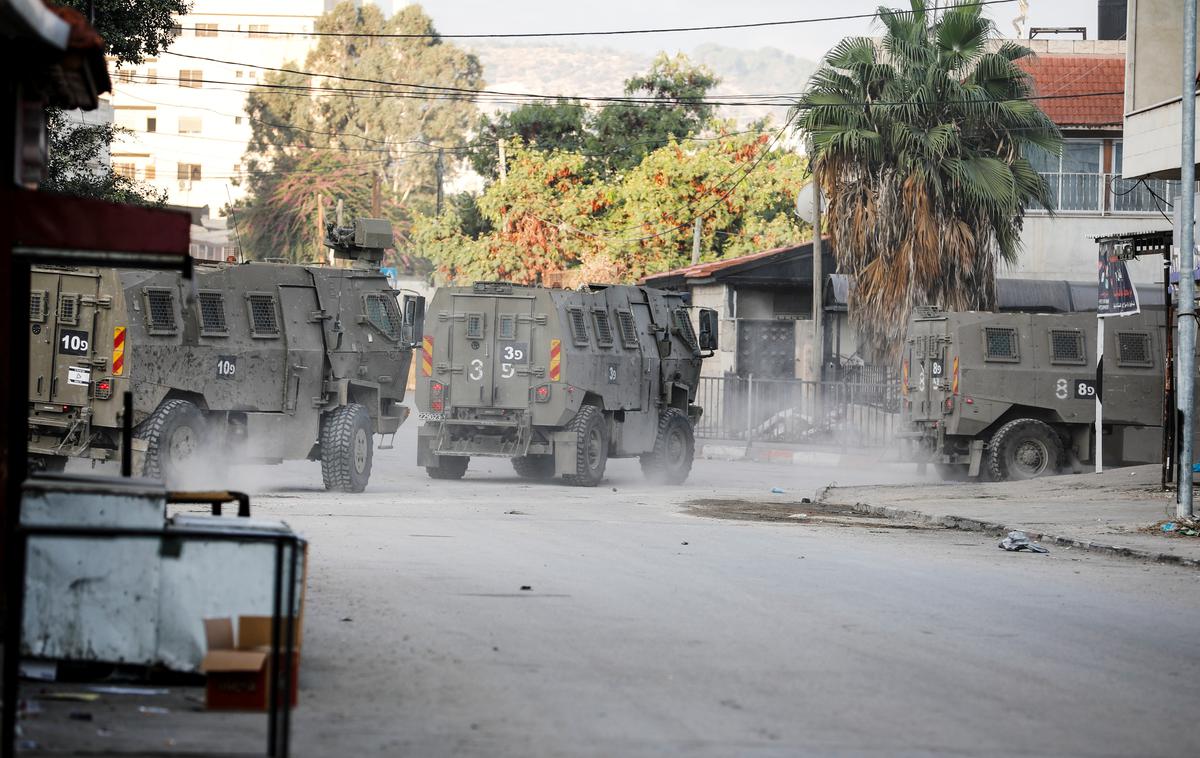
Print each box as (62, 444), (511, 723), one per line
(35, 269), (103, 407)
(449, 294), (495, 408)
(278, 285), (325, 416)
(629, 297), (658, 409)
(491, 296), (535, 409)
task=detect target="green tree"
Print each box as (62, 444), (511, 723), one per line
(235, 1), (484, 258)
(469, 99), (587, 180)
(795, 0), (1060, 358)
(43, 0), (189, 205)
(589, 53), (720, 173)
(413, 128), (808, 284)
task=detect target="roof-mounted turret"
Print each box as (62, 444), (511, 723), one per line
(324, 217), (392, 267)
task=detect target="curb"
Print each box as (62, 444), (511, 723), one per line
(826, 497), (1200, 568)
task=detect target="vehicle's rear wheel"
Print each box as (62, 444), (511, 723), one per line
(639, 408), (695, 484)
(511, 454), (555, 480)
(987, 418), (1063, 481)
(137, 398), (208, 487)
(321, 403), (374, 492)
(562, 405), (607, 487)
(426, 455), (469, 480)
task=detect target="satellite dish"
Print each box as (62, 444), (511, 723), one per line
(795, 181), (824, 225)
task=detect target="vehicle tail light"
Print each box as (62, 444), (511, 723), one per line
(430, 381), (445, 412)
(534, 384), (551, 403)
(93, 378), (113, 400)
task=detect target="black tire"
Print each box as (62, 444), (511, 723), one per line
(639, 408), (695, 484)
(426, 456), (469, 480)
(987, 418), (1064, 481)
(562, 405), (608, 487)
(511, 454), (556, 480)
(137, 399), (208, 486)
(320, 403), (374, 492)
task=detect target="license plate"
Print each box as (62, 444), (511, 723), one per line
(418, 412), (444, 422)
(67, 366), (91, 386)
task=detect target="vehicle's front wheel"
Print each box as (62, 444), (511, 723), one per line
(426, 456), (469, 480)
(562, 405), (607, 487)
(321, 403), (374, 492)
(987, 418), (1063, 481)
(137, 398), (208, 487)
(639, 408), (695, 484)
(511, 454), (555, 480)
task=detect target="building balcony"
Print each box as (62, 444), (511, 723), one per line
(1027, 172), (1185, 216)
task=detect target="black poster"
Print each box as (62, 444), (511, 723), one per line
(1098, 240), (1140, 317)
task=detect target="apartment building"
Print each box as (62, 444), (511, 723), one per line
(108, 0), (330, 215)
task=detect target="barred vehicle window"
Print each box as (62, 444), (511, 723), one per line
(1049, 329), (1085, 365)
(465, 312), (485, 340)
(673, 308), (698, 351)
(30, 291), (48, 322)
(246, 293), (279, 337)
(616, 310), (638, 348)
(365, 293), (402, 340)
(198, 291), (227, 336)
(567, 307), (589, 346)
(144, 288), (177, 335)
(983, 327), (1019, 362)
(498, 314), (516, 340)
(592, 309), (614, 347)
(1116, 332), (1152, 367)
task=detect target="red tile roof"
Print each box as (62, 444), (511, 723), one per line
(1018, 55), (1125, 128)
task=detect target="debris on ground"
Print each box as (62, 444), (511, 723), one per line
(520, 585), (532, 591)
(38, 693), (99, 703)
(998, 530), (1049, 554)
(86, 686), (168, 696)
(1150, 518), (1200, 537)
(770, 487), (785, 494)
(136, 706), (170, 715)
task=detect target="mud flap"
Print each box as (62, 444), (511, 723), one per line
(416, 426), (438, 467)
(552, 430), (578, 477)
(968, 439), (984, 478)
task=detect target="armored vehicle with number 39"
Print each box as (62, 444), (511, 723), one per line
(414, 282), (717, 486)
(900, 307), (1170, 481)
(27, 218), (425, 492)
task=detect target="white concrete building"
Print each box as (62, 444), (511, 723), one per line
(108, 1), (330, 216)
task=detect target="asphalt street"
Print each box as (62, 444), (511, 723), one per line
(204, 430), (1200, 758)
(41, 432), (1200, 757)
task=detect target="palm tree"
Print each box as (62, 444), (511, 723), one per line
(794, 0), (1061, 359)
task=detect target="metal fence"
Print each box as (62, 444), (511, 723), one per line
(695, 374), (900, 447)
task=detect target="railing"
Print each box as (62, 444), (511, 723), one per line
(695, 374), (900, 448)
(1031, 172), (1184, 214)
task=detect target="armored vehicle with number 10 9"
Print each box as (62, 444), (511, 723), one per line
(900, 307), (1172, 480)
(415, 282), (717, 485)
(27, 218), (425, 492)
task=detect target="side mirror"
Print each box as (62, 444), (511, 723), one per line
(401, 295), (426, 346)
(698, 308), (718, 352)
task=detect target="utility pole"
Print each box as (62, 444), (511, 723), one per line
(315, 192), (325, 264)
(691, 216), (702, 265)
(436, 148), (445, 217)
(1179, 0), (1197, 518)
(371, 171), (382, 217)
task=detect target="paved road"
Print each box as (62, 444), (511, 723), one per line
(44, 434), (1200, 757)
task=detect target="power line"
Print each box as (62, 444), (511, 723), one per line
(173, 1), (1018, 40)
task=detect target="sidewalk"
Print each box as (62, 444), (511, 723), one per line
(819, 464), (1200, 566)
(696, 438), (890, 467)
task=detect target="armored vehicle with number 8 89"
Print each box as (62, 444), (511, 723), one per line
(900, 307), (1171, 481)
(415, 282), (717, 486)
(27, 218), (425, 492)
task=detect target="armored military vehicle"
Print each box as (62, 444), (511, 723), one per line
(27, 218), (425, 492)
(900, 307), (1170, 480)
(414, 282), (717, 486)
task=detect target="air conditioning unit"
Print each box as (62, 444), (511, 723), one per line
(178, 180), (192, 191)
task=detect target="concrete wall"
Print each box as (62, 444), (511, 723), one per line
(1123, 0), (1200, 178)
(689, 283), (736, 377)
(1012, 213), (1169, 284)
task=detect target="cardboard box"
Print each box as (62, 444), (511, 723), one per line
(200, 616), (300, 710)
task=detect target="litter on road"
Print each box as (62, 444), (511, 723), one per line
(998, 531), (1049, 554)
